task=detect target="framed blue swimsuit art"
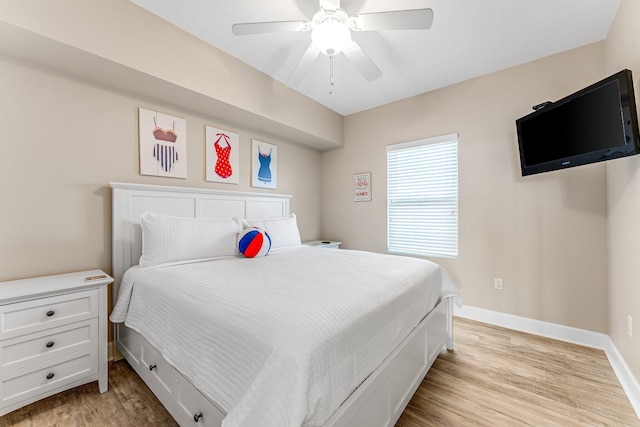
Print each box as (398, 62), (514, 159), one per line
(252, 140), (277, 189)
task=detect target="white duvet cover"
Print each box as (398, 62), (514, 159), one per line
(111, 246), (457, 427)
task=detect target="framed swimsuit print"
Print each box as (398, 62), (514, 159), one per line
(139, 108), (187, 178)
(206, 127), (239, 184)
(251, 140), (277, 189)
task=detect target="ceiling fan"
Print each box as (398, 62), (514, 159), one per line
(231, 0), (433, 91)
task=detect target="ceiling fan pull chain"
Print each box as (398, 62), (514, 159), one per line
(329, 55), (335, 94)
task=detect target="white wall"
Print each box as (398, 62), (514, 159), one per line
(605, 0), (640, 382)
(322, 42), (609, 333)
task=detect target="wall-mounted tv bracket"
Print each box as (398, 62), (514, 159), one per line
(533, 101), (552, 111)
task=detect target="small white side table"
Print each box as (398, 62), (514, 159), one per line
(303, 240), (342, 249)
(0, 270), (112, 416)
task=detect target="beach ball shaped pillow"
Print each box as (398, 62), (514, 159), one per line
(238, 227), (271, 258)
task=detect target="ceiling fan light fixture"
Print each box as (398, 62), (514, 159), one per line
(319, 0), (340, 12)
(312, 20), (351, 56)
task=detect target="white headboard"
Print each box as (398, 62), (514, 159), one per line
(110, 182), (291, 297)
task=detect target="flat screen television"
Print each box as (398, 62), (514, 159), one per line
(516, 69), (640, 176)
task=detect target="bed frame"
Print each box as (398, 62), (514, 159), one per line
(111, 182), (453, 427)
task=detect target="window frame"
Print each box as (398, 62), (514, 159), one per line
(386, 133), (459, 258)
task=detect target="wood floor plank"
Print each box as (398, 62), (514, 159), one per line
(396, 317), (639, 427)
(0, 318), (637, 426)
(0, 362), (177, 427)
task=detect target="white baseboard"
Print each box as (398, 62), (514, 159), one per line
(454, 305), (640, 420)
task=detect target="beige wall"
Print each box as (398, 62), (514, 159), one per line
(0, 54), (322, 283)
(0, 0), (343, 150)
(605, 0), (640, 381)
(322, 43), (609, 333)
(0, 0), (332, 285)
(2, 0), (637, 377)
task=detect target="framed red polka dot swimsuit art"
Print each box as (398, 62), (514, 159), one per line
(139, 108), (187, 178)
(206, 126), (240, 184)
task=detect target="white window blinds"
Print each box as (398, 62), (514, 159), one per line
(387, 134), (458, 258)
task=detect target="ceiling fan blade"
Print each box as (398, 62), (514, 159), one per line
(320, 0), (340, 11)
(353, 9), (433, 31)
(232, 21), (308, 36)
(342, 40), (381, 82)
(287, 43), (320, 87)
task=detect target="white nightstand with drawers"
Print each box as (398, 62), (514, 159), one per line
(0, 270), (112, 416)
(303, 240), (342, 249)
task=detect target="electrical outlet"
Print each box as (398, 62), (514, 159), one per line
(628, 315), (633, 338)
(494, 278), (503, 290)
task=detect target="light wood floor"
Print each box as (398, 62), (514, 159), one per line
(1, 318), (637, 426)
(397, 318), (639, 426)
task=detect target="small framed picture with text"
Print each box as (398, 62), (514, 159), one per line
(354, 172), (371, 202)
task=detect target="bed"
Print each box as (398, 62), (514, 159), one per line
(109, 182), (457, 427)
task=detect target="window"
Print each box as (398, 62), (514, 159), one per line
(387, 134), (458, 258)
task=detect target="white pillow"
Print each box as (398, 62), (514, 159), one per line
(245, 214), (301, 249)
(139, 212), (242, 267)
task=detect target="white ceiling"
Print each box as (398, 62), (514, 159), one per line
(130, 0), (620, 116)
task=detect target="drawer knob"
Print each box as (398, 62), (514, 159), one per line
(46, 310), (55, 317)
(193, 413), (203, 423)
(45, 341), (55, 348)
(149, 364), (157, 371)
(46, 372), (55, 380)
